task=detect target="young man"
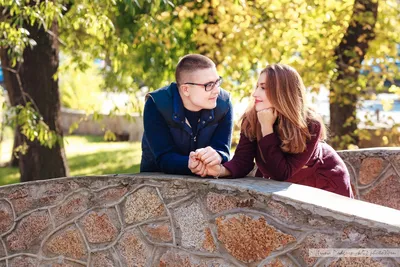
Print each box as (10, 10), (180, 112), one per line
(140, 54), (233, 175)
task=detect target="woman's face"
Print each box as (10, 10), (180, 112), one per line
(252, 72), (273, 112)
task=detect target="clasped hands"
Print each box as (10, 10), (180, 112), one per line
(188, 108), (277, 177)
(188, 146), (221, 177)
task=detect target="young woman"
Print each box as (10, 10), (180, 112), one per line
(190, 64), (354, 198)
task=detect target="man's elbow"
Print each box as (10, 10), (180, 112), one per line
(156, 157), (171, 173)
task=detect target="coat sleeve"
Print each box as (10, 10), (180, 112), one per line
(257, 121), (321, 181)
(209, 99), (233, 163)
(143, 98), (192, 175)
(223, 132), (257, 178)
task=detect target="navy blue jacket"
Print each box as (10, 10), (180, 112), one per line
(140, 82), (233, 174)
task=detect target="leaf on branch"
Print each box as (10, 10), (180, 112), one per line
(69, 122), (80, 134)
(104, 129), (116, 141)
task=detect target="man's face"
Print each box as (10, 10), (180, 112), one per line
(180, 67), (221, 111)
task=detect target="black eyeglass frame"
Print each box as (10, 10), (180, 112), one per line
(182, 76), (223, 92)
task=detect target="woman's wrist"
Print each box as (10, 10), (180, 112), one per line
(261, 125), (274, 136)
(222, 165), (232, 177)
(213, 164), (223, 179)
(214, 164), (231, 178)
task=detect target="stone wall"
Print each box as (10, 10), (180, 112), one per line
(338, 148), (400, 210)
(0, 174), (399, 267)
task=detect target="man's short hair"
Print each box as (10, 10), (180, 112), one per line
(175, 54), (215, 85)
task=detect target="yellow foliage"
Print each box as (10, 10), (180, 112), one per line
(347, 144), (359, 150)
(381, 99), (394, 111)
(382, 136), (389, 145)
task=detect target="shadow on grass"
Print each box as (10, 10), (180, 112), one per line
(67, 148), (141, 176)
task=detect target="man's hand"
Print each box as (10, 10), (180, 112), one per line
(194, 146), (222, 167)
(188, 151), (207, 177)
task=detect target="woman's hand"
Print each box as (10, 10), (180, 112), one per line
(205, 163), (221, 177)
(257, 108), (278, 136)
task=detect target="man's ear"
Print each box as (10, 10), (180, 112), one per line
(181, 85), (190, 96)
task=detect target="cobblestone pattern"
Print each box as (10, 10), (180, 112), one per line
(0, 174), (399, 267)
(338, 149), (400, 210)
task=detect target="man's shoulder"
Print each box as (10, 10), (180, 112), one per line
(218, 88), (230, 101)
(145, 83), (178, 122)
(216, 88), (231, 111)
(146, 83), (177, 110)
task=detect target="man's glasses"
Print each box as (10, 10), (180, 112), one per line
(183, 76), (223, 92)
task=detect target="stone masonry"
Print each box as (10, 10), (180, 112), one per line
(338, 148), (400, 210)
(0, 173), (399, 267)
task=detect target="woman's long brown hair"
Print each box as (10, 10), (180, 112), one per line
(241, 64), (326, 154)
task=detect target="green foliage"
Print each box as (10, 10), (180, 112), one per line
(5, 103), (61, 150)
(59, 56), (104, 111)
(0, 22), (34, 66)
(0, 0), (147, 150)
(0, 0), (65, 64)
(116, 0), (355, 97)
(104, 129), (117, 141)
(362, 0), (400, 92)
(2, 0), (400, 152)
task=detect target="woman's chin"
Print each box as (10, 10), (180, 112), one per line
(254, 106), (263, 112)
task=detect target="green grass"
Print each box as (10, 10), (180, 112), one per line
(0, 128), (237, 186)
(0, 130), (142, 186)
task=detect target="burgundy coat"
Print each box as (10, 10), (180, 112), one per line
(223, 121), (354, 198)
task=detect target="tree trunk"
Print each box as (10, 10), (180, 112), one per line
(10, 128), (20, 167)
(0, 49), (21, 167)
(329, 0), (378, 149)
(0, 20), (69, 182)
